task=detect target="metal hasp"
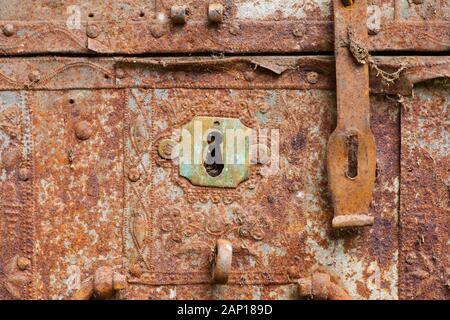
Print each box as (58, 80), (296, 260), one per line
(327, 0), (376, 229)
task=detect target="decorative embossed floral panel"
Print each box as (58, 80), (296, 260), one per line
(122, 87), (400, 300)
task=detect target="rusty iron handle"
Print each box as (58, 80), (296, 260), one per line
(211, 239), (233, 284)
(71, 266), (126, 300)
(297, 272), (351, 300)
(327, 0), (376, 229)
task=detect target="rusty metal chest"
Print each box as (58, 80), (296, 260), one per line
(0, 0), (448, 300)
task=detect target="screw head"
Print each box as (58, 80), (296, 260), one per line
(86, 25), (100, 38)
(306, 71), (319, 84)
(3, 24), (15, 37)
(208, 4), (224, 23)
(128, 168), (140, 182)
(74, 120), (93, 140)
(17, 256), (31, 270)
(18, 167), (31, 181)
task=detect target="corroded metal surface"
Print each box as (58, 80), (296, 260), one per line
(0, 54), (448, 299)
(399, 81), (449, 300)
(0, 56), (447, 91)
(0, 0), (448, 55)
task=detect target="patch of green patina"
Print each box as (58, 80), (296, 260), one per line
(179, 116), (251, 188)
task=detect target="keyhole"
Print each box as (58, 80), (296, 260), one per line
(346, 134), (358, 179)
(204, 131), (224, 177)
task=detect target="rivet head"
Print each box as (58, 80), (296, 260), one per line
(1, 147), (21, 169)
(256, 144), (271, 164)
(208, 4), (224, 23)
(17, 256), (31, 270)
(368, 25), (380, 36)
(229, 22), (240, 35)
(74, 121), (93, 140)
(158, 139), (177, 159)
(128, 168), (140, 182)
(306, 71), (319, 84)
(18, 167), (31, 181)
(292, 27), (303, 38)
(3, 24), (15, 37)
(259, 104), (270, 113)
(170, 6), (188, 24)
(150, 24), (166, 38)
(341, 0), (355, 6)
(288, 266), (298, 279)
(243, 70), (256, 82)
(86, 25), (100, 38)
(129, 264), (143, 277)
(28, 70), (41, 83)
(115, 68), (126, 79)
(112, 272), (126, 291)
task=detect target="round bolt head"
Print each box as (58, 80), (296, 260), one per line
(128, 167), (140, 182)
(86, 25), (100, 38)
(17, 256), (31, 270)
(18, 167), (31, 181)
(170, 6), (188, 24)
(306, 71), (319, 84)
(74, 120), (93, 140)
(208, 4), (224, 23)
(3, 24), (15, 37)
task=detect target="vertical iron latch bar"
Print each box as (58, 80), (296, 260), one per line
(327, 0), (376, 228)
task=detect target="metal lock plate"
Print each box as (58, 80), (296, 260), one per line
(178, 116), (252, 188)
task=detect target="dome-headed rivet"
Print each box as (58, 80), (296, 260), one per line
(306, 71), (319, 84)
(17, 256), (31, 270)
(74, 120), (93, 140)
(86, 25), (100, 38)
(18, 167), (31, 181)
(170, 6), (188, 24)
(128, 168), (140, 182)
(208, 4), (224, 23)
(28, 70), (41, 83)
(3, 24), (15, 37)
